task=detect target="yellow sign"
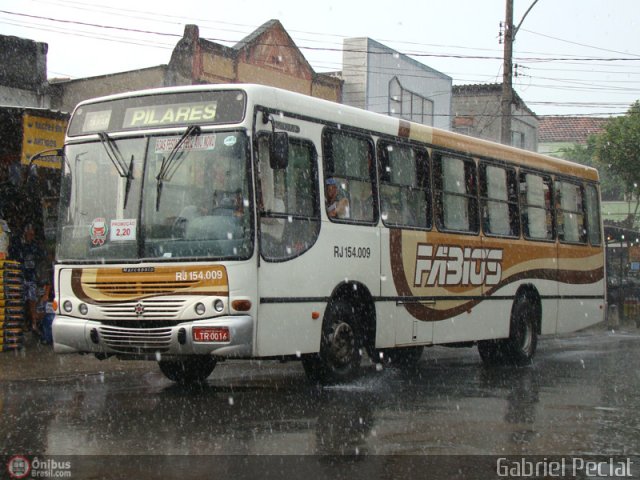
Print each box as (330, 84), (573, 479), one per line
(21, 113), (67, 169)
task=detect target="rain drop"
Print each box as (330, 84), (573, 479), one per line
(227, 232), (233, 240)
(228, 396), (235, 406)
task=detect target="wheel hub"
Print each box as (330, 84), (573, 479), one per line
(328, 322), (355, 366)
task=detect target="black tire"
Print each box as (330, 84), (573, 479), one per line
(158, 356), (216, 384)
(478, 339), (507, 365)
(302, 300), (362, 384)
(505, 296), (538, 366)
(478, 296), (537, 366)
(373, 346), (424, 368)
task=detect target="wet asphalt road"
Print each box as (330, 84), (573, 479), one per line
(1, 326), (640, 478)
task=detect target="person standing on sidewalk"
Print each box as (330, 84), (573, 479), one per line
(11, 223), (46, 336)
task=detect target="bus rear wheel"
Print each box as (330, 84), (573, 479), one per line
(478, 296), (537, 367)
(158, 356), (216, 384)
(302, 300), (362, 384)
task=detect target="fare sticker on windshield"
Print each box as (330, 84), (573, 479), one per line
(154, 134), (217, 153)
(110, 219), (137, 242)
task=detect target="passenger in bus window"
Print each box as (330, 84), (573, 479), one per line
(325, 177), (350, 219)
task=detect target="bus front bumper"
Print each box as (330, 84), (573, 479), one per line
(52, 315), (254, 359)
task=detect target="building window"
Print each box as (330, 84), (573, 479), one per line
(389, 77), (434, 126)
(511, 131), (525, 149)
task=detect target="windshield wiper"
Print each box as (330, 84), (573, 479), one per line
(123, 155), (135, 209)
(98, 132), (129, 178)
(97, 132), (135, 209)
(156, 125), (201, 211)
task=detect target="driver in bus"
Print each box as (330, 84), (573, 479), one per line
(325, 177), (350, 219)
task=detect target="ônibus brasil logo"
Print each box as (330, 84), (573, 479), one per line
(6, 456), (30, 479)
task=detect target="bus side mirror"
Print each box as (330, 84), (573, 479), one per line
(29, 149), (64, 169)
(269, 132), (289, 170)
(25, 149), (65, 182)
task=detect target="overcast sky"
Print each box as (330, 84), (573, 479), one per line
(1, 0), (639, 117)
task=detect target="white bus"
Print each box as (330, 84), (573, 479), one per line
(50, 84), (605, 384)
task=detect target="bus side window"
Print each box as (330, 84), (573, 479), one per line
(434, 154), (478, 233)
(479, 163), (519, 237)
(377, 141), (430, 229)
(322, 129), (376, 223)
(556, 180), (587, 244)
(257, 135), (320, 261)
(520, 172), (554, 241)
(585, 183), (602, 246)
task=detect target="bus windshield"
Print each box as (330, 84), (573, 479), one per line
(57, 130), (252, 262)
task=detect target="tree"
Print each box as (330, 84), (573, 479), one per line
(594, 101), (640, 228)
(559, 137), (624, 201)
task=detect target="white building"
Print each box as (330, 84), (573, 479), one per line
(341, 38), (452, 130)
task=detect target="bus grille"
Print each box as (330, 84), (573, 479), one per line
(82, 281), (193, 297)
(99, 326), (172, 354)
(98, 299), (186, 321)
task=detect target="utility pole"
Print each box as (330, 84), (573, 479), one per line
(500, 0), (540, 146)
(500, 0), (514, 145)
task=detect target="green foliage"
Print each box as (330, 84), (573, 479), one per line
(558, 137), (624, 201)
(594, 101), (640, 198)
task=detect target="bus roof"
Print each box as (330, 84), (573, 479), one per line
(74, 83), (599, 183)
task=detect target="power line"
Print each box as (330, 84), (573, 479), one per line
(3, 9), (640, 65)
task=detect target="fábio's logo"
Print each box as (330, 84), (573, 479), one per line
(413, 243), (503, 287)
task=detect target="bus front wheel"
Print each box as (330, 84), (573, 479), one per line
(478, 296), (537, 366)
(302, 300), (362, 384)
(158, 356), (216, 384)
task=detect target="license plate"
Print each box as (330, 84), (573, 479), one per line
(192, 327), (230, 343)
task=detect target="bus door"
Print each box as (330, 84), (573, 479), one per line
(378, 141), (433, 347)
(252, 111), (324, 357)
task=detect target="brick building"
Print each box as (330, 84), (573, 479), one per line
(51, 20), (342, 113)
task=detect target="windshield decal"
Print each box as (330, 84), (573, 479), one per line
(154, 134), (216, 154)
(90, 218), (108, 246)
(110, 219), (137, 242)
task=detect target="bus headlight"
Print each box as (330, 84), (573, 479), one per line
(79, 303), (88, 315)
(194, 302), (206, 316)
(63, 300), (73, 313)
(213, 300), (224, 313)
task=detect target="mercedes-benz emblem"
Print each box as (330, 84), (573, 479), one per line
(134, 303), (145, 316)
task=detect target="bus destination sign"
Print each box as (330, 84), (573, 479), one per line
(68, 89), (246, 136)
(123, 102), (217, 129)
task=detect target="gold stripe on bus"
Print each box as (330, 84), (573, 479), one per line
(398, 122), (599, 182)
(71, 265), (229, 303)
